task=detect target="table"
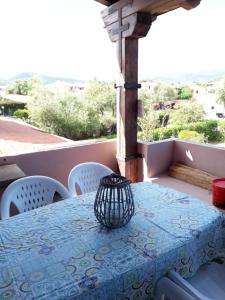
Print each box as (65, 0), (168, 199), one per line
(0, 182), (225, 300)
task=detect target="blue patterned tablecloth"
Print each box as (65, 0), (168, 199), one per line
(0, 182), (225, 300)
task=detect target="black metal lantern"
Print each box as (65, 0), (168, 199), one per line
(94, 174), (135, 229)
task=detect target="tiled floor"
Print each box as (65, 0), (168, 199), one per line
(146, 174), (225, 213)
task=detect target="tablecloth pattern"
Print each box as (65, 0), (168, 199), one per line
(0, 182), (225, 300)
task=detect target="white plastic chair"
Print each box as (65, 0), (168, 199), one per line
(155, 260), (225, 300)
(1, 176), (70, 220)
(167, 261), (225, 300)
(154, 277), (196, 300)
(68, 162), (113, 195)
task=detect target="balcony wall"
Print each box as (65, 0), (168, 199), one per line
(173, 140), (225, 177)
(138, 139), (225, 179)
(2, 138), (225, 188)
(138, 139), (174, 179)
(0, 140), (117, 187)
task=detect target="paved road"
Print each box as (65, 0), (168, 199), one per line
(0, 117), (66, 144)
(0, 117), (99, 155)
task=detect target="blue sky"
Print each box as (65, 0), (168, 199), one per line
(0, 0), (225, 80)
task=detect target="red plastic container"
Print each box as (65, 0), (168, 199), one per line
(212, 178), (225, 207)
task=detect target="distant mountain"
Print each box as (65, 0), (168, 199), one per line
(0, 78), (7, 86)
(147, 70), (225, 83)
(0, 72), (85, 86)
(1, 70), (225, 86)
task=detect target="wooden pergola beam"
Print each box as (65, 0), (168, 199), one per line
(95, 0), (118, 6)
(97, 0), (201, 20)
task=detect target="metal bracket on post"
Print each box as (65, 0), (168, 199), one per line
(114, 82), (142, 90)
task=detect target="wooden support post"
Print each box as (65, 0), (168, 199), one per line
(117, 38), (139, 182)
(101, 2), (153, 181)
(97, 0), (201, 182)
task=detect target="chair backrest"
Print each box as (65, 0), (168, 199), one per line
(155, 277), (196, 300)
(168, 271), (211, 300)
(0, 176), (70, 220)
(68, 162), (113, 195)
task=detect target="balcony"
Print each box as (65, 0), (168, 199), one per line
(138, 139), (225, 211)
(1, 138), (225, 217)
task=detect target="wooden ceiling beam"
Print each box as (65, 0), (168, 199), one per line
(101, 0), (201, 26)
(95, 0), (201, 10)
(181, 0), (201, 10)
(95, 0), (118, 6)
(106, 11), (153, 42)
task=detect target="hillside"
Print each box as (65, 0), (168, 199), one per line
(149, 70), (225, 83)
(0, 79), (7, 86)
(0, 72), (85, 86)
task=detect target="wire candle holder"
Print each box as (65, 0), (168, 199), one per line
(94, 174), (135, 229)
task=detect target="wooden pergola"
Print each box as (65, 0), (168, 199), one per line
(95, 0), (201, 182)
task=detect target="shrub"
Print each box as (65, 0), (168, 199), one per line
(186, 120), (223, 141)
(156, 127), (174, 140)
(99, 113), (116, 136)
(0, 100), (26, 116)
(218, 120), (225, 130)
(14, 109), (30, 119)
(138, 120), (223, 143)
(178, 130), (205, 143)
(138, 112), (160, 141)
(178, 87), (193, 100)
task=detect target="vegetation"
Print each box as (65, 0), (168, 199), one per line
(151, 82), (177, 103)
(216, 77), (225, 108)
(139, 120), (223, 143)
(14, 109), (30, 120)
(177, 86), (193, 100)
(4, 77), (223, 146)
(178, 130), (205, 143)
(6, 80), (32, 95)
(27, 79), (116, 140)
(83, 80), (116, 135)
(138, 84), (210, 142)
(169, 101), (205, 125)
(138, 112), (160, 142)
(6, 77), (42, 95)
(139, 82), (177, 111)
(0, 100), (26, 116)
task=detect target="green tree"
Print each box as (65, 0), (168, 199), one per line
(151, 82), (177, 103)
(28, 89), (101, 140)
(6, 76), (42, 96)
(83, 79), (116, 135)
(177, 86), (193, 100)
(216, 77), (225, 107)
(169, 101), (205, 125)
(139, 82), (177, 112)
(83, 80), (116, 117)
(6, 80), (31, 95)
(138, 111), (160, 141)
